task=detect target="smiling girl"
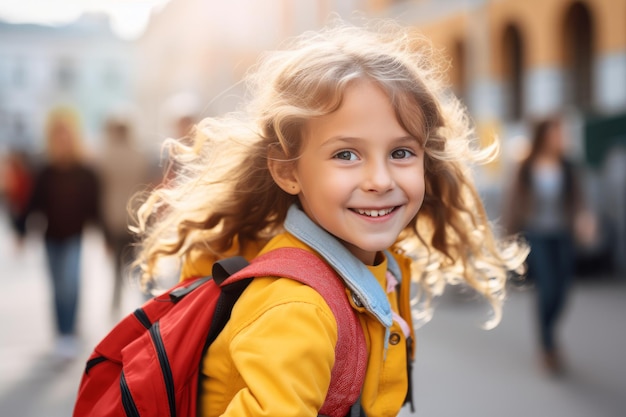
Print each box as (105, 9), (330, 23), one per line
(133, 19), (527, 417)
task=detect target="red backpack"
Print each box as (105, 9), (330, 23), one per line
(72, 247), (367, 417)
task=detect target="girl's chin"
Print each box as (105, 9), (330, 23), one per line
(341, 243), (393, 265)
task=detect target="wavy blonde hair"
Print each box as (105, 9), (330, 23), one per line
(133, 18), (528, 328)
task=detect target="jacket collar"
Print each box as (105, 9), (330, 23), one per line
(284, 204), (393, 328)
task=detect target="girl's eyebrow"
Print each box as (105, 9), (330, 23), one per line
(321, 135), (419, 146)
(394, 135), (421, 145)
(317, 136), (360, 151)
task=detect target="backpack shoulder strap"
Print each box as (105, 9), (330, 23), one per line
(212, 256), (250, 285)
(224, 247), (367, 417)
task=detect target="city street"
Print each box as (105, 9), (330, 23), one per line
(0, 212), (624, 417)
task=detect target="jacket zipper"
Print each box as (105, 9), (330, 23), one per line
(150, 321), (176, 417)
(120, 371), (140, 417)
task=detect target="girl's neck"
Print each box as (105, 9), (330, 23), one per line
(373, 251), (385, 266)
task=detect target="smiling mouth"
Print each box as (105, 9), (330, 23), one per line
(352, 207), (396, 217)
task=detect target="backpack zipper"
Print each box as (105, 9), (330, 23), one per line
(150, 321), (176, 417)
(120, 371), (140, 417)
(134, 308), (152, 329)
(85, 356), (107, 374)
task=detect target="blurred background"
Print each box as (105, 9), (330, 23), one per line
(0, 1), (624, 416)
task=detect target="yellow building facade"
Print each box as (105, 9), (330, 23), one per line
(371, 0), (626, 166)
(369, 0), (626, 270)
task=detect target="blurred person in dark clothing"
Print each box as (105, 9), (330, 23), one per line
(97, 114), (150, 316)
(504, 115), (596, 375)
(1, 148), (34, 236)
(17, 106), (103, 360)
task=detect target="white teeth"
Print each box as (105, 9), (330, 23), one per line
(356, 208), (393, 217)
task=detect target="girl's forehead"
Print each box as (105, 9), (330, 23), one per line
(324, 78), (408, 111)
(302, 81), (413, 140)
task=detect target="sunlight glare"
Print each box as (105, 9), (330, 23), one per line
(0, 0), (171, 39)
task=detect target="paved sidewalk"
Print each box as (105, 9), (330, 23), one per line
(0, 221), (145, 417)
(400, 279), (626, 417)
(1, 212), (625, 417)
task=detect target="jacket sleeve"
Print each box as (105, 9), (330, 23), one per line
(201, 280), (338, 417)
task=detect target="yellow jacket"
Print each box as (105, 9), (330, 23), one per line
(183, 232), (415, 417)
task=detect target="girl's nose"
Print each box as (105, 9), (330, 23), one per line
(363, 160), (394, 192)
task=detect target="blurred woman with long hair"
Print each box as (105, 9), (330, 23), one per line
(505, 115), (595, 374)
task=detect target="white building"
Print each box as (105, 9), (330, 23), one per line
(0, 13), (136, 153)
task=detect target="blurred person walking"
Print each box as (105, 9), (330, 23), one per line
(17, 106), (103, 360)
(97, 115), (150, 316)
(504, 115), (595, 375)
(1, 148), (34, 237)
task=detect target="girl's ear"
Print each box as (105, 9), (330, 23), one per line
(267, 150), (301, 195)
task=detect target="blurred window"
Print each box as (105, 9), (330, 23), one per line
(56, 59), (77, 90)
(12, 58), (27, 88)
(0, 108), (8, 131)
(562, 2), (594, 110)
(103, 62), (122, 90)
(502, 23), (524, 121)
(13, 112), (26, 139)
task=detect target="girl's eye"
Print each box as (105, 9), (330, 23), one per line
(334, 150), (358, 161)
(391, 148), (415, 159)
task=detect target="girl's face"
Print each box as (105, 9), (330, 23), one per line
(291, 79), (425, 265)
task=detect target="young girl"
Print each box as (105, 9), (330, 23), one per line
(133, 19), (527, 416)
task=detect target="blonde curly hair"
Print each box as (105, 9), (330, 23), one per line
(132, 18), (528, 328)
